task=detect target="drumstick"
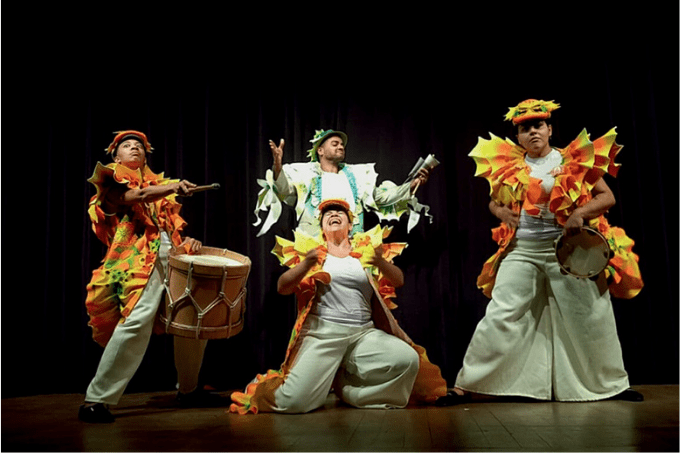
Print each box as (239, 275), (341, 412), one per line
(181, 183), (221, 195)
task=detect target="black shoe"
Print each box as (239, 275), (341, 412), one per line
(176, 387), (226, 408)
(78, 403), (115, 423)
(435, 389), (471, 406)
(608, 389), (644, 402)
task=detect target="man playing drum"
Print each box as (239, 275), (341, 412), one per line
(446, 99), (644, 404)
(79, 130), (218, 423)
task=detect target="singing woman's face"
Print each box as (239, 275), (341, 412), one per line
(321, 208), (351, 237)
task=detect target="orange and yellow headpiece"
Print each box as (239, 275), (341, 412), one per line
(318, 198), (354, 223)
(105, 130), (154, 155)
(505, 99), (560, 125)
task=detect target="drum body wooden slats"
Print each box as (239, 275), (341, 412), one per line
(160, 246), (251, 339)
(554, 227), (612, 279)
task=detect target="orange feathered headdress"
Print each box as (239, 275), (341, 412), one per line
(105, 130), (154, 154)
(505, 99), (560, 125)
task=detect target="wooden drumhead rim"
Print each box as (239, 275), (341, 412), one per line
(169, 246), (251, 277)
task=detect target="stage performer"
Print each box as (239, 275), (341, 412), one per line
(230, 198), (450, 414)
(448, 99), (644, 404)
(253, 129), (432, 237)
(79, 130), (218, 423)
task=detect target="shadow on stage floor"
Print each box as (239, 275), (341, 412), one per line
(2, 385), (678, 452)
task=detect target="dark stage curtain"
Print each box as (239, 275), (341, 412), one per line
(3, 44), (678, 399)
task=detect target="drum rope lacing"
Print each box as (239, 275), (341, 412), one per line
(163, 262), (247, 339)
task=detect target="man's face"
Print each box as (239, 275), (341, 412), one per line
(114, 139), (146, 170)
(517, 120), (552, 157)
(321, 208), (351, 236)
(317, 135), (345, 163)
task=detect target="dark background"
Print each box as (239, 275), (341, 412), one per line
(3, 10), (678, 399)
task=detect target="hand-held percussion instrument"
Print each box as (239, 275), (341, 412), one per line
(160, 246), (251, 339)
(554, 227), (612, 279)
(407, 154), (440, 196)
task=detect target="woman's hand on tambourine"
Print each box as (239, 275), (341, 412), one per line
(180, 237), (203, 254)
(564, 209), (585, 236)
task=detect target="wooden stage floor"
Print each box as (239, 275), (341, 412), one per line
(2, 385), (678, 452)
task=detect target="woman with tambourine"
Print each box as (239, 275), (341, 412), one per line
(448, 99), (644, 404)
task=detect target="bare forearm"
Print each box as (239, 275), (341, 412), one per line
(375, 259), (404, 288)
(120, 184), (179, 204)
(574, 191), (615, 220)
(489, 200), (519, 228)
(564, 178), (615, 231)
(489, 200), (501, 218)
(277, 261), (314, 295)
(108, 180), (196, 207)
(273, 163), (282, 180)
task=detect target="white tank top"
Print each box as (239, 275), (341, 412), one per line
(312, 254), (373, 326)
(515, 149), (564, 240)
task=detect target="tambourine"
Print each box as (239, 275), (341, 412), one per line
(554, 227), (612, 279)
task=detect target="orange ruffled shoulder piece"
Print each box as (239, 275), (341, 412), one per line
(87, 162), (185, 246)
(468, 133), (532, 209)
(350, 225), (407, 309)
(547, 128), (621, 225)
(271, 230), (331, 312)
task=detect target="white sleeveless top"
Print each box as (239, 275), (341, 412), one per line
(312, 254), (373, 326)
(516, 149), (564, 240)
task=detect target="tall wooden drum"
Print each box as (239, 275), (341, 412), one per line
(160, 246), (250, 339)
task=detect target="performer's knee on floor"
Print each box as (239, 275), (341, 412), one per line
(274, 388), (324, 414)
(391, 347), (420, 376)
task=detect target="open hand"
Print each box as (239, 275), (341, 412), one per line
(269, 139), (285, 176)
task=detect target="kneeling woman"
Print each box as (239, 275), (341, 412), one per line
(230, 198), (448, 414)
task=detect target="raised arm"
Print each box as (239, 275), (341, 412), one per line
(106, 180), (196, 206)
(269, 139), (285, 180)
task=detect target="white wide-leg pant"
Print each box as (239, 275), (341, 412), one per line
(271, 315), (420, 414)
(85, 234), (208, 404)
(455, 238), (630, 401)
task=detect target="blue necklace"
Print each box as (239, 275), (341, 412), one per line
(312, 164), (362, 232)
